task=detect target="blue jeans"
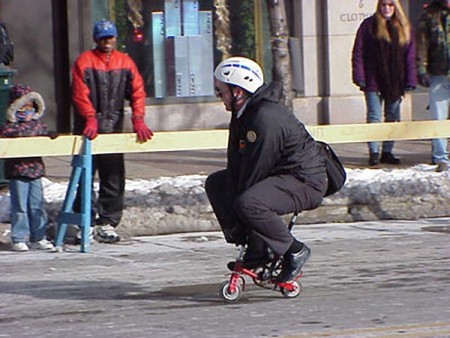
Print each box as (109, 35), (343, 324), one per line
(364, 91), (401, 154)
(9, 178), (48, 243)
(429, 76), (450, 164)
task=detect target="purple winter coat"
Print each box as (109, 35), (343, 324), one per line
(352, 16), (417, 95)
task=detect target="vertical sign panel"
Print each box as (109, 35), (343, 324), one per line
(166, 36), (190, 97)
(152, 12), (166, 98)
(165, 0), (181, 37)
(199, 11), (214, 96)
(175, 36), (190, 96)
(182, 0), (199, 35)
(187, 36), (202, 96)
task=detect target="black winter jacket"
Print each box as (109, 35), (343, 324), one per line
(226, 83), (327, 198)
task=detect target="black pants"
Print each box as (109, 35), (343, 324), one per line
(74, 153), (125, 227)
(205, 170), (324, 256)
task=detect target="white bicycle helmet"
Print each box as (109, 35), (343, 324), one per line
(214, 56), (264, 94)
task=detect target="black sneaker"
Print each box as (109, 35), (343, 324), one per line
(380, 152), (400, 164)
(275, 245), (311, 283)
(369, 153), (379, 166)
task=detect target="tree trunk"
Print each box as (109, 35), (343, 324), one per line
(266, 0), (293, 110)
(214, 0), (232, 60)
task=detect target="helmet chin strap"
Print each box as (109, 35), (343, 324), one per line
(231, 96), (239, 113)
(228, 85), (250, 113)
(228, 85), (240, 113)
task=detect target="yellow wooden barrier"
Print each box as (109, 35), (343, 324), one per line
(1, 120), (449, 158)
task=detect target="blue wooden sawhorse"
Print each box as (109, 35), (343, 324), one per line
(54, 137), (92, 252)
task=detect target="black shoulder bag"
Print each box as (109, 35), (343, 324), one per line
(317, 141), (347, 197)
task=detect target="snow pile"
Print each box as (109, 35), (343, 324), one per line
(1, 165), (450, 237)
(342, 164), (450, 202)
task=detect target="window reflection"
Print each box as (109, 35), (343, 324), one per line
(98, 0), (268, 99)
(115, 0), (215, 98)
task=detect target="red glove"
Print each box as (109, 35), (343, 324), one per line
(132, 118), (153, 142)
(83, 117), (98, 140)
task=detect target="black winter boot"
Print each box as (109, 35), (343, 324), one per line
(380, 152), (400, 164)
(369, 153), (379, 166)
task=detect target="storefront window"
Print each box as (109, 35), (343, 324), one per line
(91, 0), (273, 100)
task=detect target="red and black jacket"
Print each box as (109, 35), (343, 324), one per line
(72, 48), (146, 134)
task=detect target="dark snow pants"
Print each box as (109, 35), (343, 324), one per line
(74, 153), (125, 227)
(205, 169), (324, 256)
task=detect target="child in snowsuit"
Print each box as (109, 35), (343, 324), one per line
(0, 84), (55, 252)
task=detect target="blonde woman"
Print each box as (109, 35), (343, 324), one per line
(352, 0), (417, 166)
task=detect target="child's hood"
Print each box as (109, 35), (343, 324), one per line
(6, 92), (45, 123)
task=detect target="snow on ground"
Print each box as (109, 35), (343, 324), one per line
(0, 164), (449, 223)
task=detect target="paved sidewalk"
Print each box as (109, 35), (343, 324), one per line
(0, 218), (449, 337)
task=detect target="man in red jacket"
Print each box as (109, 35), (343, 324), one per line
(71, 19), (153, 243)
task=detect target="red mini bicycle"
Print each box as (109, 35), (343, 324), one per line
(219, 213), (303, 302)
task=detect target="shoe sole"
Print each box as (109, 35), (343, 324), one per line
(29, 246), (56, 251)
(94, 236), (120, 244)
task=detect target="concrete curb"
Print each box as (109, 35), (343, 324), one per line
(65, 167), (450, 238)
(2, 166), (450, 244)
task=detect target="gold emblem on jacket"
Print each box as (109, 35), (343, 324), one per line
(247, 130), (257, 143)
